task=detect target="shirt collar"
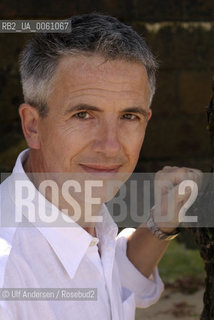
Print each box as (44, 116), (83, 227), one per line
(12, 148), (30, 174)
(10, 149), (118, 278)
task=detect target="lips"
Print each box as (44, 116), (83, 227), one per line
(80, 164), (121, 172)
(79, 163), (122, 176)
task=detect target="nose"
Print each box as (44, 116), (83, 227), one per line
(92, 119), (121, 157)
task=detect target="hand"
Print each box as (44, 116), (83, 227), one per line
(152, 166), (203, 233)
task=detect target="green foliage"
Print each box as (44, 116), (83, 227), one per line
(159, 240), (205, 283)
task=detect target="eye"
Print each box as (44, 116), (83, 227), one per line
(122, 113), (139, 120)
(74, 111), (90, 119)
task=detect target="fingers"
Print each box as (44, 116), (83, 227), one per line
(155, 166), (203, 189)
(153, 166), (202, 229)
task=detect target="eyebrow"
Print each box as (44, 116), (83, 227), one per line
(64, 104), (102, 115)
(122, 107), (148, 118)
(64, 103), (148, 118)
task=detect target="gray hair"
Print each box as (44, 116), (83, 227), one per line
(19, 13), (157, 117)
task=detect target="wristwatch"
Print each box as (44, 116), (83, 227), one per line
(146, 213), (180, 241)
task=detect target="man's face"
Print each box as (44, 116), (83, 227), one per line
(36, 55), (151, 178)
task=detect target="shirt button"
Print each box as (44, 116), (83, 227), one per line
(89, 238), (99, 246)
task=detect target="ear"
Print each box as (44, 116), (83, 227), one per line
(19, 104), (40, 149)
(146, 108), (152, 123)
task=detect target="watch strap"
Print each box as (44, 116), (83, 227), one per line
(146, 214), (180, 241)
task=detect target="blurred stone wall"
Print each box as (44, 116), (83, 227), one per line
(0, 0), (214, 172)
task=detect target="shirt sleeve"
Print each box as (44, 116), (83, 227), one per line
(115, 228), (164, 308)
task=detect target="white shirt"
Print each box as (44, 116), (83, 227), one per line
(0, 150), (164, 320)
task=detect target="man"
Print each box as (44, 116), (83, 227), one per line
(0, 13), (201, 320)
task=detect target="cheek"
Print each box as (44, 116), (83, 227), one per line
(57, 119), (98, 140)
(125, 128), (145, 152)
(132, 142), (143, 159)
(129, 132), (145, 163)
(40, 120), (90, 148)
(48, 122), (96, 161)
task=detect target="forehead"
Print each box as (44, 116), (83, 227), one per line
(48, 54), (150, 108)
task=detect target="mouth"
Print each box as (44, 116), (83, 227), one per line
(79, 164), (122, 177)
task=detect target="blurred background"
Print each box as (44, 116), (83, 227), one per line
(1, 1), (213, 318)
